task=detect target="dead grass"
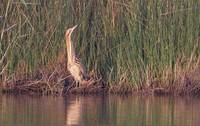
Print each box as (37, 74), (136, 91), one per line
(2, 55), (200, 96)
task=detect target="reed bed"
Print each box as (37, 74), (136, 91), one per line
(1, 0), (200, 95)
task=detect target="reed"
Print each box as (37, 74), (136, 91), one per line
(1, 0), (200, 94)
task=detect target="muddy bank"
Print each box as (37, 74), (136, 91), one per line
(1, 66), (200, 96)
(1, 74), (200, 96)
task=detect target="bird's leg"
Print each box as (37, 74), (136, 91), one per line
(75, 80), (80, 88)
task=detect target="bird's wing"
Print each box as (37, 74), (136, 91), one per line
(74, 58), (89, 80)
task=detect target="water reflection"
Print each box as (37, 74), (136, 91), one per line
(0, 95), (200, 126)
(64, 95), (110, 126)
(0, 95), (65, 126)
(65, 97), (81, 126)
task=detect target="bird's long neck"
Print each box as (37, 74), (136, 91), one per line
(66, 35), (76, 64)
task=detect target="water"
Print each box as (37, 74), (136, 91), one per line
(0, 95), (200, 126)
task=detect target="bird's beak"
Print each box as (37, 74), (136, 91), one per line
(71, 25), (78, 32)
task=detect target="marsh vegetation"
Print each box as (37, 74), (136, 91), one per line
(1, 0), (200, 95)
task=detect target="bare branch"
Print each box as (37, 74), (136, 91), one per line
(0, 42), (12, 65)
(0, 63), (8, 75)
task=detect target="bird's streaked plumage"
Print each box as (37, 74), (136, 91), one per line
(65, 25), (89, 85)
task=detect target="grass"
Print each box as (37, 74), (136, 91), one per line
(1, 0), (200, 95)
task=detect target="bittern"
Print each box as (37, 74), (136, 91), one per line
(65, 25), (90, 86)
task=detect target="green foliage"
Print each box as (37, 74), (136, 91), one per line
(1, 0), (200, 87)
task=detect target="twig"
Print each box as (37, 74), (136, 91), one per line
(20, 80), (44, 87)
(0, 24), (17, 33)
(0, 64), (8, 75)
(12, 2), (40, 5)
(47, 68), (58, 82)
(161, 7), (196, 16)
(0, 42), (12, 65)
(57, 75), (71, 84)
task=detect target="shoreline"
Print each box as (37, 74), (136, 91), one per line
(1, 66), (200, 96)
(0, 83), (199, 96)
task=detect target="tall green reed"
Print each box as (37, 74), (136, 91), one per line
(1, 0), (200, 88)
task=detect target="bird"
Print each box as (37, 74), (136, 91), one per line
(65, 25), (90, 87)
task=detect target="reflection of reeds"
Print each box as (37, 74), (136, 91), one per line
(1, 95), (200, 126)
(115, 96), (200, 126)
(72, 96), (200, 126)
(0, 95), (66, 126)
(1, 0), (200, 94)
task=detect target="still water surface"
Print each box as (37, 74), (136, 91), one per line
(0, 94), (200, 126)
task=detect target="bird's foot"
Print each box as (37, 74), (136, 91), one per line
(81, 78), (95, 87)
